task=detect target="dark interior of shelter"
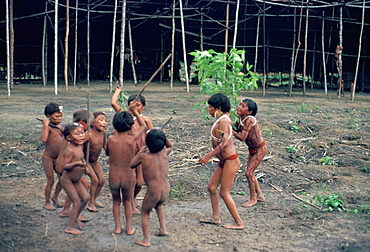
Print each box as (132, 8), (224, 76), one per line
(0, 0), (369, 92)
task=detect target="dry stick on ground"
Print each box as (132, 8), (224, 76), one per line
(135, 53), (172, 101)
(292, 193), (321, 210)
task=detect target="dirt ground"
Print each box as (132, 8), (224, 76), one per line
(0, 81), (369, 252)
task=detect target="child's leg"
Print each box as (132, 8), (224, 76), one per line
(220, 159), (244, 230)
(132, 165), (143, 214)
(135, 193), (155, 247)
(61, 178), (83, 235)
(110, 186), (123, 234)
(42, 155), (56, 210)
(52, 173), (63, 207)
(75, 180), (90, 229)
(87, 165), (99, 212)
(122, 188), (136, 235)
(154, 203), (168, 236)
(200, 166), (222, 224)
(93, 161), (105, 208)
(243, 146), (267, 208)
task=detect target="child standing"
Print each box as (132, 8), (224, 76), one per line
(59, 123), (90, 235)
(86, 112), (107, 212)
(199, 93), (245, 230)
(111, 87), (153, 214)
(233, 98), (267, 207)
(130, 129), (172, 247)
(40, 102), (65, 210)
(106, 101), (146, 235)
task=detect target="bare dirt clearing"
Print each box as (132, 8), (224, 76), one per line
(0, 81), (369, 252)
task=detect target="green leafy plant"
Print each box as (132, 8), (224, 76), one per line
(261, 128), (272, 137)
(359, 167), (369, 173)
(299, 156), (306, 163)
(286, 145), (297, 153)
(311, 188), (345, 212)
(170, 108), (179, 114)
(290, 125), (300, 133)
(297, 102), (307, 113)
(190, 48), (258, 120)
(117, 89), (130, 110)
(317, 156), (338, 167)
(350, 123), (361, 131)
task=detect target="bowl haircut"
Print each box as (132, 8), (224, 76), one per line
(113, 111), (134, 132)
(146, 129), (166, 153)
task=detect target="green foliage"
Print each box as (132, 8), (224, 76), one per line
(189, 48), (258, 120)
(261, 128), (272, 137)
(317, 156), (338, 167)
(297, 102), (307, 113)
(170, 108), (179, 114)
(311, 188), (345, 212)
(299, 156), (307, 163)
(286, 145), (297, 153)
(117, 89), (130, 110)
(290, 125), (300, 133)
(359, 167), (369, 173)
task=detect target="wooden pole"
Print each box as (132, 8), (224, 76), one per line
(109, 0), (118, 92)
(73, 0), (79, 89)
(136, 54), (172, 99)
(179, 0), (189, 92)
(87, 0), (90, 86)
(321, 11), (328, 94)
(42, 1), (48, 87)
(292, 4), (303, 97)
(289, 7), (296, 96)
(119, 0), (127, 87)
(232, 0), (240, 49)
(311, 30), (316, 90)
(6, 0), (10, 98)
(337, 4), (343, 98)
(85, 92), (91, 168)
(200, 13), (203, 51)
(9, 0), (13, 90)
(128, 19), (138, 86)
(64, 0), (70, 90)
(54, 0), (58, 95)
(303, 2), (308, 96)
(170, 0), (175, 90)
(262, 0), (266, 96)
(352, 0), (365, 101)
(254, 14), (260, 75)
(224, 3), (229, 53)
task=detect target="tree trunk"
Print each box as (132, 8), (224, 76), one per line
(42, 1), (48, 87)
(232, 0), (240, 49)
(87, 0), (90, 86)
(321, 11), (328, 94)
(64, 0), (70, 90)
(303, 2), (309, 96)
(109, 0), (118, 92)
(54, 0), (58, 95)
(119, 0), (127, 87)
(170, 0), (175, 90)
(128, 19), (137, 86)
(352, 0), (365, 101)
(179, 0), (189, 92)
(73, 0), (79, 89)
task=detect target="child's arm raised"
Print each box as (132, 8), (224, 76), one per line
(233, 117), (255, 141)
(130, 145), (147, 168)
(111, 87), (123, 112)
(40, 119), (50, 143)
(165, 137), (173, 155)
(130, 101), (146, 139)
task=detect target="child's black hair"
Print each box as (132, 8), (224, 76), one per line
(242, 98), (258, 116)
(128, 94), (146, 106)
(208, 93), (230, 113)
(63, 122), (82, 138)
(73, 109), (94, 124)
(93, 111), (107, 119)
(113, 111), (134, 132)
(146, 129), (166, 153)
(44, 102), (62, 116)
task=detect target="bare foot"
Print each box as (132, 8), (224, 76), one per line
(135, 239), (150, 247)
(79, 215), (88, 222)
(132, 207), (141, 215)
(51, 197), (63, 208)
(43, 203), (56, 211)
(126, 227), (136, 236)
(155, 231), (169, 237)
(95, 202), (105, 208)
(257, 195), (265, 202)
(87, 205), (99, 212)
(113, 226), (123, 234)
(65, 228), (84, 235)
(222, 222), (245, 230)
(199, 217), (221, 225)
(59, 210), (69, 217)
(242, 199), (257, 207)
(76, 219), (84, 230)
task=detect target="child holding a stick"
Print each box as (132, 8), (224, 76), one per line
(130, 129), (172, 247)
(111, 87), (153, 214)
(233, 98), (267, 207)
(106, 101), (146, 235)
(40, 102), (65, 210)
(199, 93), (245, 230)
(58, 123), (90, 235)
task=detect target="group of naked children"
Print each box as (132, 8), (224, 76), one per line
(41, 89), (266, 246)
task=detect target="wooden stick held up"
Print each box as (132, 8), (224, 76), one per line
(135, 53), (172, 100)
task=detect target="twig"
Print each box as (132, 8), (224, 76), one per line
(45, 222), (48, 237)
(292, 193), (321, 210)
(268, 182), (283, 192)
(112, 233), (118, 252)
(17, 150), (27, 156)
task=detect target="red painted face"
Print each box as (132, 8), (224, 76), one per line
(48, 112), (63, 125)
(94, 115), (107, 131)
(236, 102), (252, 117)
(68, 126), (85, 145)
(129, 100), (145, 114)
(208, 105), (217, 117)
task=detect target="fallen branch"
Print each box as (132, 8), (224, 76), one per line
(268, 182), (283, 192)
(292, 193), (321, 210)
